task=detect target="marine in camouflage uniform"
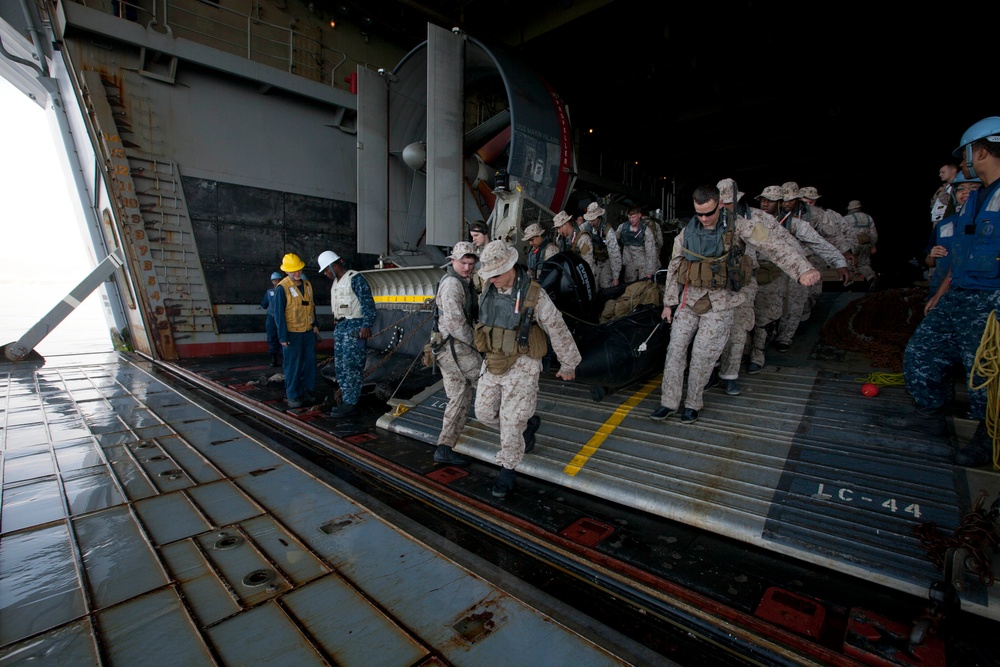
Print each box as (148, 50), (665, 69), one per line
(842, 200), (879, 282)
(779, 183), (853, 326)
(429, 242), (484, 465)
(652, 185), (818, 422)
(474, 241), (580, 497)
(618, 205), (658, 282)
(553, 210), (597, 279)
(581, 202), (622, 290)
(522, 223), (559, 280)
(321, 251), (376, 417)
(713, 180), (807, 390)
(773, 183), (851, 350)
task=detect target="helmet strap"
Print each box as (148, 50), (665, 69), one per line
(965, 145), (978, 179)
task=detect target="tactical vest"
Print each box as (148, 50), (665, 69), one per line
(618, 221), (646, 247)
(474, 267), (548, 374)
(844, 212), (874, 245)
(433, 267), (477, 341)
(278, 277), (314, 332)
(676, 218), (749, 292)
(527, 239), (554, 276)
(590, 220), (610, 261)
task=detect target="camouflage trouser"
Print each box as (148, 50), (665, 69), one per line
(719, 281), (757, 379)
(474, 355), (541, 469)
(621, 247), (646, 282)
(776, 278), (809, 346)
(804, 281), (822, 320)
(660, 305), (734, 412)
(595, 259), (616, 290)
(750, 276), (788, 367)
(903, 288), (1000, 419)
(854, 245), (876, 281)
(435, 340), (482, 447)
(334, 319), (367, 405)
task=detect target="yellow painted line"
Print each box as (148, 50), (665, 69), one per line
(563, 375), (662, 477)
(373, 295), (434, 304)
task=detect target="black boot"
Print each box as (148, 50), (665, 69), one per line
(523, 415), (541, 454)
(877, 406), (947, 436)
(492, 467), (516, 498)
(270, 353), (279, 367)
(434, 445), (471, 466)
(704, 367), (719, 390)
(954, 421), (993, 467)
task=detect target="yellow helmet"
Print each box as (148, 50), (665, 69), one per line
(280, 253), (305, 272)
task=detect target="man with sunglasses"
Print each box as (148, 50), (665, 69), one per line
(650, 184), (819, 424)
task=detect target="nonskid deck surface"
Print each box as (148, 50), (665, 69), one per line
(383, 291), (1000, 620)
(0, 352), (656, 665)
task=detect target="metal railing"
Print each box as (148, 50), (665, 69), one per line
(78, 0), (351, 87)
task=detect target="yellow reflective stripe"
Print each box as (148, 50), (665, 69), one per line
(373, 295), (435, 304)
(563, 375), (661, 477)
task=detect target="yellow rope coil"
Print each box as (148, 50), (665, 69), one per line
(854, 372), (905, 386)
(969, 310), (1000, 469)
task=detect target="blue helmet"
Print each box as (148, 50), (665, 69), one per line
(954, 117), (1000, 178)
(952, 172), (982, 185)
(270, 271), (283, 280)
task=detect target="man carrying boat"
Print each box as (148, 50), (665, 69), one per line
(773, 182), (852, 350)
(554, 210), (597, 279)
(881, 117), (1000, 467)
(319, 249), (376, 418)
(273, 254), (320, 408)
(474, 240), (581, 498)
(710, 178), (808, 396)
(580, 201), (622, 290)
(651, 184), (819, 424)
(431, 241), (483, 466)
(522, 222), (559, 280)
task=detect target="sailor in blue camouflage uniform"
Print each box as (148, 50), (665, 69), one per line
(881, 117), (1000, 466)
(262, 271), (283, 366)
(319, 249), (376, 418)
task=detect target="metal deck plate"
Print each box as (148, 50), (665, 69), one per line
(1, 353), (646, 665)
(381, 307), (1000, 621)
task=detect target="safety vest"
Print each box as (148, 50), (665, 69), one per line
(331, 269), (363, 320)
(278, 277), (315, 332)
(949, 185), (1000, 290)
(475, 267), (548, 374)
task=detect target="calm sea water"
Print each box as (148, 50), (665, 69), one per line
(1, 79), (113, 359)
(0, 280), (112, 357)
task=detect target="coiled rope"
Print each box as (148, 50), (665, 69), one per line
(969, 310), (1000, 469)
(854, 372), (905, 386)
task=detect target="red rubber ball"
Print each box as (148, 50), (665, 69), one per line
(861, 383), (879, 397)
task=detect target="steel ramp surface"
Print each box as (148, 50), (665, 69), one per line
(381, 343), (1000, 622)
(0, 352), (656, 666)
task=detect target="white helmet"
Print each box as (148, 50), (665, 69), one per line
(318, 250), (340, 272)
